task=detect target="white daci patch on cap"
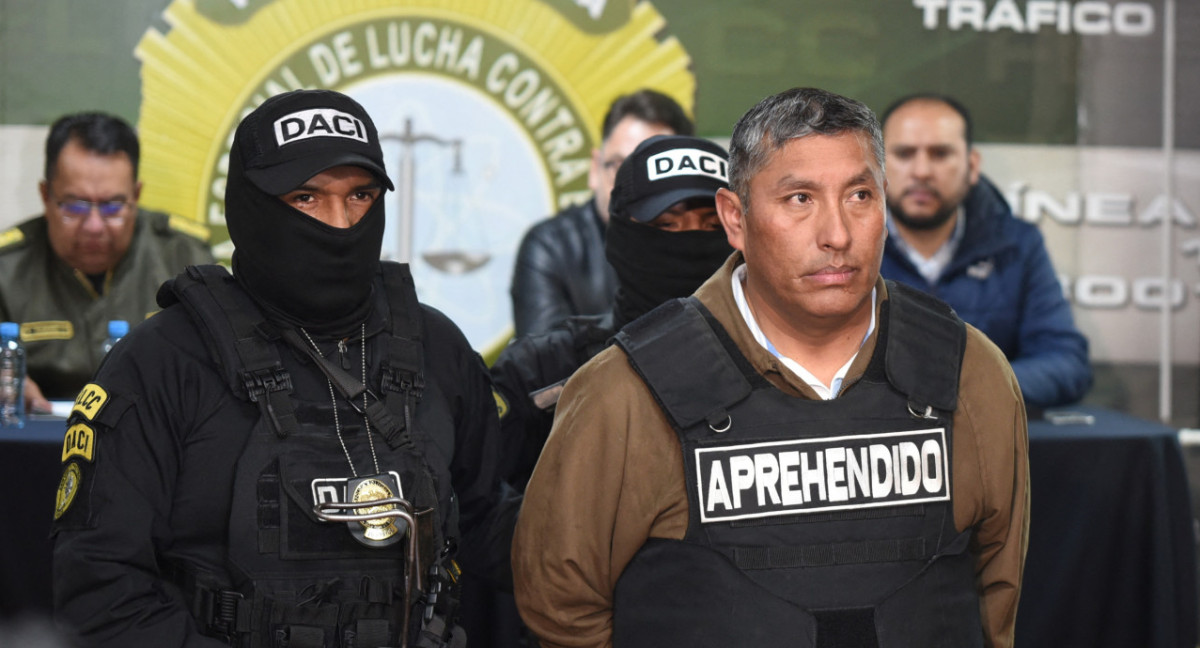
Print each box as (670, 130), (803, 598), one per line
(274, 108), (368, 146)
(646, 148), (728, 182)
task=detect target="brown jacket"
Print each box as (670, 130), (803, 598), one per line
(512, 253), (1029, 648)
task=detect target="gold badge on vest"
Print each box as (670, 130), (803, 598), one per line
(350, 475), (402, 543)
(311, 471), (408, 548)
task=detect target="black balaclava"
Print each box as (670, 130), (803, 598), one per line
(605, 134), (735, 329)
(605, 214), (732, 329)
(225, 89), (394, 335)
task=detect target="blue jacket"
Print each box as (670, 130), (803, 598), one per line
(881, 175), (1092, 409)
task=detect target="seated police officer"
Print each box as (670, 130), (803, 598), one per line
(0, 111), (213, 410)
(52, 89), (511, 648)
(513, 87), (1029, 647)
(492, 134), (733, 490)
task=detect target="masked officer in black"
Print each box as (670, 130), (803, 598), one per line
(492, 134), (733, 492)
(52, 89), (512, 648)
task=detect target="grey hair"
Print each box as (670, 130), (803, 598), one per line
(727, 87), (884, 204)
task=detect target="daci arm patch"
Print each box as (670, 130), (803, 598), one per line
(694, 428), (950, 524)
(54, 383), (132, 527)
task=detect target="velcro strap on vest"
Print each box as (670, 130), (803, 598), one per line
(732, 503), (926, 528)
(615, 298), (752, 430)
(814, 607), (878, 648)
(360, 576), (394, 604)
(280, 624), (325, 647)
(732, 537), (927, 570)
(355, 619), (391, 647)
(883, 281), (965, 414)
(380, 262), (425, 450)
(163, 264), (301, 438)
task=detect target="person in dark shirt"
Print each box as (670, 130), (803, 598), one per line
(52, 89), (512, 648)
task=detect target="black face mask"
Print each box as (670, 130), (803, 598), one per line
(605, 215), (733, 329)
(225, 149), (385, 335)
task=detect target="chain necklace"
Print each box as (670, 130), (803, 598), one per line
(300, 322), (380, 477)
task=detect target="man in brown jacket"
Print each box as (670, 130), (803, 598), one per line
(512, 87), (1028, 648)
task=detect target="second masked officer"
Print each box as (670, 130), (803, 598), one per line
(492, 134), (733, 491)
(52, 89), (514, 648)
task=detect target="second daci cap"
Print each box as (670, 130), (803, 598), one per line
(235, 89), (395, 195)
(609, 134), (729, 223)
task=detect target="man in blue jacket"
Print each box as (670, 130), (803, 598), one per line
(879, 93), (1091, 410)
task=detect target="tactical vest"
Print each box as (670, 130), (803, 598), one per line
(610, 282), (982, 648)
(159, 263), (463, 648)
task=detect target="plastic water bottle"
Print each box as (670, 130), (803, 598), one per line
(0, 321), (26, 429)
(103, 320), (130, 355)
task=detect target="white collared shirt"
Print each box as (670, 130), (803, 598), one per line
(730, 264), (876, 400)
(886, 206), (965, 285)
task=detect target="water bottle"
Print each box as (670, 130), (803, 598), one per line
(0, 321), (26, 429)
(103, 320), (130, 355)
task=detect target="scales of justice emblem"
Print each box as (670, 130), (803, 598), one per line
(385, 117), (490, 276)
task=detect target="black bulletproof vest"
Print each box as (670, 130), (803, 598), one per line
(159, 263), (457, 648)
(610, 282), (982, 648)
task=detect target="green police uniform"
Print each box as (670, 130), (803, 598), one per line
(0, 210), (213, 400)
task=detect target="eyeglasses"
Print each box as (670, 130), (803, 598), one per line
(55, 198), (130, 223)
(601, 157), (625, 176)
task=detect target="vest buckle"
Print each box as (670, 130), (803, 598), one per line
(243, 366), (293, 402)
(205, 589), (248, 642)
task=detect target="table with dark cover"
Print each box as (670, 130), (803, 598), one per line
(3, 407), (1197, 647)
(1017, 405), (1197, 648)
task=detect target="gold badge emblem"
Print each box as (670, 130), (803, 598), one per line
(351, 478), (399, 542)
(55, 463), (82, 520)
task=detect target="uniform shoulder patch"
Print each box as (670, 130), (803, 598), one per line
(70, 383), (109, 421)
(62, 423), (97, 463)
(54, 462), (83, 520)
(167, 214), (210, 242)
(492, 387), (509, 419)
(21, 320), (73, 342)
(0, 227), (24, 251)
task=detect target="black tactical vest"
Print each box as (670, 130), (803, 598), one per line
(610, 282), (982, 648)
(159, 263), (460, 648)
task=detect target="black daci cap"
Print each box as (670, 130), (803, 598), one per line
(609, 134), (729, 223)
(235, 89), (394, 195)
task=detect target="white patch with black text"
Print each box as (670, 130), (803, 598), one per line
(274, 108), (368, 146)
(310, 471), (404, 507)
(695, 428), (949, 523)
(646, 148), (727, 182)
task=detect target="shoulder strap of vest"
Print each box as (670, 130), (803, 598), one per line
(378, 262), (426, 450)
(614, 297), (752, 431)
(158, 264), (300, 438)
(883, 280), (966, 416)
